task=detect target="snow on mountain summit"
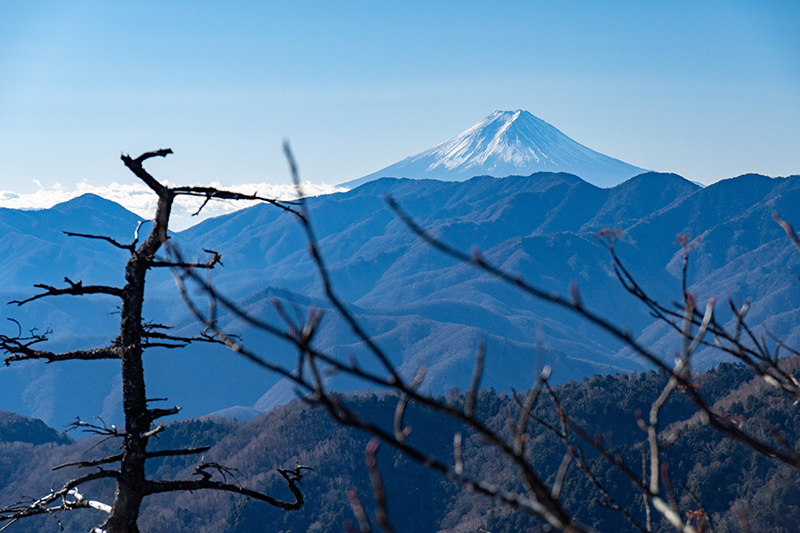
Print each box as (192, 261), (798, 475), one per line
(344, 110), (646, 188)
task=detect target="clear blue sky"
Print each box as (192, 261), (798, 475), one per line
(1, 0), (798, 198)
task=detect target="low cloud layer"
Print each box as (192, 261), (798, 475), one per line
(0, 180), (349, 230)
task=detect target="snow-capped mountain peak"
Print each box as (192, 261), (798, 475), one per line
(344, 110), (646, 188)
(427, 110), (556, 171)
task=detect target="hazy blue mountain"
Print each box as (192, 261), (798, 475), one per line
(343, 110), (647, 188)
(0, 194), (141, 291)
(1, 172), (798, 429)
(0, 196), (145, 427)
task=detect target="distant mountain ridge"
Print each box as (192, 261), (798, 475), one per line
(1, 171), (798, 428)
(344, 110), (647, 188)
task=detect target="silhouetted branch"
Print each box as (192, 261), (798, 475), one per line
(149, 248), (222, 269)
(3, 343), (121, 365)
(9, 279), (123, 306)
(141, 329), (226, 350)
(120, 149), (173, 195)
(144, 464), (312, 511)
(286, 143), (402, 385)
(53, 453), (123, 471)
(63, 231), (135, 251)
(68, 418), (125, 438)
(172, 185), (302, 219)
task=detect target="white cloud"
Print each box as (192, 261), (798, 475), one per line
(0, 180), (350, 230)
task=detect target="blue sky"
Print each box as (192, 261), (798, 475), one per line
(1, 1), (798, 211)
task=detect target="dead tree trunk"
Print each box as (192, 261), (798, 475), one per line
(102, 186), (173, 532)
(1, 150), (309, 533)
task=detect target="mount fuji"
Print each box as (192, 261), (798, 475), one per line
(344, 110), (647, 188)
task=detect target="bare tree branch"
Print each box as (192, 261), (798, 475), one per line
(9, 279), (123, 306)
(0, 470), (117, 525)
(171, 185), (302, 219)
(364, 439), (394, 533)
(64, 231), (135, 251)
(149, 248), (222, 269)
(3, 343), (121, 365)
(144, 464), (312, 511)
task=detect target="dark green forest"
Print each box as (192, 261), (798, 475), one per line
(1, 357), (797, 532)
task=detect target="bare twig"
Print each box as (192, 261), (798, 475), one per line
(365, 439), (394, 533)
(464, 341), (486, 418)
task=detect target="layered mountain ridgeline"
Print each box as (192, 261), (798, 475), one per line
(1, 359), (797, 532)
(173, 171), (800, 414)
(1, 171), (798, 428)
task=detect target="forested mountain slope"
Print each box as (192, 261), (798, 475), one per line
(0, 359), (797, 532)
